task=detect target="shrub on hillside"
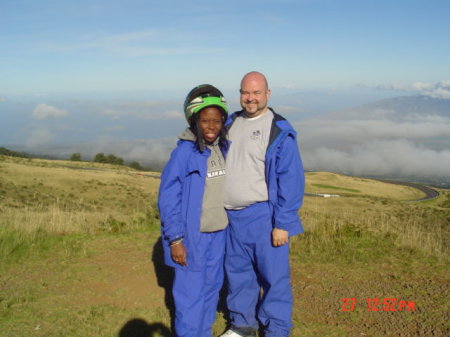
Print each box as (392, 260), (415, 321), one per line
(70, 153), (82, 161)
(94, 153), (124, 165)
(0, 147), (28, 158)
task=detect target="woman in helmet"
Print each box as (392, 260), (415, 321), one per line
(158, 84), (229, 337)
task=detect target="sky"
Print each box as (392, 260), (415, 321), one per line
(1, 0), (449, 181)
(1, 0), (449, 93)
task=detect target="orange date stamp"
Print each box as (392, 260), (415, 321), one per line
(341, 297), (416, 312)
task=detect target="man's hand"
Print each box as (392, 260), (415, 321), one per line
(272, 228), (289, 247)
(170, 242), (187, 266)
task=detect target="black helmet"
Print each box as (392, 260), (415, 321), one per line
(183, 84), (228, 123)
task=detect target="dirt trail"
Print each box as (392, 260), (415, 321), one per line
(68, 234), (167, 309)
(5, 231), (446, 337)
(71, 233), (448, 337)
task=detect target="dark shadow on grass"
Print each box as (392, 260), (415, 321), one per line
(118, 319), (171, 337)
(151, 236), (175, 333)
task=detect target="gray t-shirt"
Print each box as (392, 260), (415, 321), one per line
(224, 109), (273, 209)
(200, 139), (228, 232)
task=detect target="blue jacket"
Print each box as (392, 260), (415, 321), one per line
(158, 139), (228, 270)
(226, 108), (305, 236)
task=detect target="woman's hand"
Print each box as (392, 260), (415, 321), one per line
(170, 242), (187, 266)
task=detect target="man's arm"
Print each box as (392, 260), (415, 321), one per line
(273, 133), (305, 237)
(272, 228), (289, 246)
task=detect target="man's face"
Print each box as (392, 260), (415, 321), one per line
(240, 75), (271, 118)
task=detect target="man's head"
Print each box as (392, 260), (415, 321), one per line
(239, 71), (271, 118)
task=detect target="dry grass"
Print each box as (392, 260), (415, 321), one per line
(306, 171), (425, 200)
(1, 157), (447, 257)
(0, 156), (160, 234)
(301, 177), (449, 258)
(1, 155), (449, 337)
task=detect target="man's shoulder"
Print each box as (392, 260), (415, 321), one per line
(270, 108), (285, 120)
(225, 110), (245, 131)
(226, 110), (244, 121)
(269, 108), (295, 132)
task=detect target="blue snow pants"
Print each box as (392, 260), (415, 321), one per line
(172, 230), (226, 337)
(225, 202), (292, 337)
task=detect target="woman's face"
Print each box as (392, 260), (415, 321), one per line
(198, 107), (223, 143)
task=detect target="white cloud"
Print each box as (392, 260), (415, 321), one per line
(296, 107), (450, 179)
(424, 81), (450, 99)
(374, 80), (450, 99)
(303, 140), (450, 177)
(411, 82), (433, 91)
(99, 103), (182, 120)
(427, 88), (450, 99)
(72, 138), (175, 169)
(44, 30), (224, 57)
(32, 104), (69, 119)
(298, 118), (450, 145)
(0, 97), (6, 102)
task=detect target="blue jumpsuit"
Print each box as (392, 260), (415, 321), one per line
(158, 139), (228, 337)
(224, 110), (305, 337)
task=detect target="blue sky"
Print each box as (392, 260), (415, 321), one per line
(1, 0), (449, 94)
(1, 0), (449, 181)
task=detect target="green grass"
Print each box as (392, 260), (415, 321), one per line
(312, 183), (360, 193)
(0, 227), (96, 271)
(1, 156), (449, 337)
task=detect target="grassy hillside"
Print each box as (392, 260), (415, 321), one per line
(1, 155), (448, 337)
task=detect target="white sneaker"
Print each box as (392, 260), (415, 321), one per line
(219, 328), (256, 337)
(219, 330), (244, 337)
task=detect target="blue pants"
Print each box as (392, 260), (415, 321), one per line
(225, 202), (292, 337)
(172, 230), (225, 337)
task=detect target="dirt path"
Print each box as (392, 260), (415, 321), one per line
(64, 233), (450, 337)
(2, 231), (448, 337)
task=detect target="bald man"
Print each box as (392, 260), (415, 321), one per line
(221, 72), (305, 337)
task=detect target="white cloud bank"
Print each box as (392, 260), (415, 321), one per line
(303, 140), (450, 178)
(375, 80), (450, 99)
(32, 104), (69, 119)
(98, 100), (183, 120)
(45, 29), (223, 57)
(297, 97), (450, 179)
(70, 138), (175, 170)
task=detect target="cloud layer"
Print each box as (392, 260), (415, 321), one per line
(375, 80), (450, 99)
(297, 95), (450, 180)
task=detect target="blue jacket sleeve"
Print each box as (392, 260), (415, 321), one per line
(273, 133), (305, 234)
(157, 145), (186, 243)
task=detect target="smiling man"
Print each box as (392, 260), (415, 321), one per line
(221, 71), (305, 337)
